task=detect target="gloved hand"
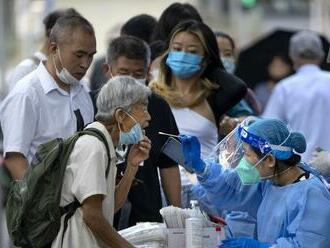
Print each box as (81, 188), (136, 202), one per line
(310, 150), (330, 176)
(219, 238), (269, 248)
(179, 135), (206, 174)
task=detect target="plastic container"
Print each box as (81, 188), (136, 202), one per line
(185, 217), (203, 248)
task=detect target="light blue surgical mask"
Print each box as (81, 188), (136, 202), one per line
(235, 157), (261, 185)
(119, 112), (143, 146)
(221, 57), (236, 74)
(166, 51), (203, 79)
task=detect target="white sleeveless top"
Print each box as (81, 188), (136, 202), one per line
(171, 107), (218, 158)
(171, 107), (218, 185)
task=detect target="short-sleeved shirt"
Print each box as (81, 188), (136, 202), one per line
(0, 62), (94, 163)
(90, 90), (179, 225)
(51, 122), (117, 248)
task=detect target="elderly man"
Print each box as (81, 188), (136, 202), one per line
(0, 15), (95, 180)
(92, 35), (181, 227)
(52, 76), (151, 248)
(263, 30), (330, 161)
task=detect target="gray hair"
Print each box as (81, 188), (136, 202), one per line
(95, 76), (151, 122)
(106, 36), (151, 70)
(49, 15), (94, 45)
(289, 30), (324, 61)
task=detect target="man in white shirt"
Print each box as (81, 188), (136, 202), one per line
(6, 8), (80, 91)
(263, 30), (330, 161)
(1, 15), (96, 180)
(52, 76), (151, 248)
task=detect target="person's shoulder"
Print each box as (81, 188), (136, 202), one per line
(9, 70), (41, 97)
(149, 92), (172, 109)
(14, 58), (37, 71)
(318, 69), (330, 78)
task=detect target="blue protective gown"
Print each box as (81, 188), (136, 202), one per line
(193, 162), (330, 247)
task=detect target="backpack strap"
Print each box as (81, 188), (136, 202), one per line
(59, 198), (81, 247)
(81, 128), (112, 177)
(59, 127), (112, 246)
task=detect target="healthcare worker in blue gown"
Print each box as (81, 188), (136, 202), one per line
(179, 118), (330, 248)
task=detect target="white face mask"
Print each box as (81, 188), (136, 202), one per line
(136, 78), (147, 85)
(53, 49), (80, 86)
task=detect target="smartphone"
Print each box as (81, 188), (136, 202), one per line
(161, 137), (194, 173)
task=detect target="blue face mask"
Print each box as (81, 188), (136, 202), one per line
(119, 112), (143, 146)
(235, 157), (261, 185)
(221, 57), (236, 74)
(166, 51), (203, 79)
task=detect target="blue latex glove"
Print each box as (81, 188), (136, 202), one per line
(179, 135), (206, 174)
(219, 238), (269, 248)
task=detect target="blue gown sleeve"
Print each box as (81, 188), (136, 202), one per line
(193, 160), (264, 219)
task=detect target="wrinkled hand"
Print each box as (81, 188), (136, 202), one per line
(310, 150), (330, 176)
(219, 238), (269, 248)
(127, 135), (151, 167)
(179, 135), (205, 174)
(219, 116), (240, 136)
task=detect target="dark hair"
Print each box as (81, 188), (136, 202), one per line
(251, 146), (301, 177)
(214, 31), (235, 50)
(120, 14), (157, 44)
(49, 15), (94, 44)
(151, 3), (203, 42)
(150, 40), (166, 62)
(43, 8), (81, 37)
(161, 20), (225, 84)
(106, 36), (150, 70)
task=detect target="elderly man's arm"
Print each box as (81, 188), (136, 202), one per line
(82, 195), (134, 248)
(160, 166), (181, 207)
(4, 152), (28, 180)
(115, 136), (151, 212)
(114, 165), (138, 213)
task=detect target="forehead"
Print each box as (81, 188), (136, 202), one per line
(113, 56), (145, 70)
(216, 37), (233, 51)
(171, 31), (203, 47)
(61, 27), (96, 52)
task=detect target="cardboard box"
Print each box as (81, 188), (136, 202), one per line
(167, 227), (225, 248)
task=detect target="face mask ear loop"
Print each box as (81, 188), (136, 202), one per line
(256, 131), (293, 179)
(57, 48), (66, 69)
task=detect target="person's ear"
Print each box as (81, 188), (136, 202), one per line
(114, 108), (128, 131)
(49, 42), (57, 56)
(265, 154), (276, 169)
(102, 63), (111, 77)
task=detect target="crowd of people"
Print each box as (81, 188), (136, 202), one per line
(0, 2), (330, 248)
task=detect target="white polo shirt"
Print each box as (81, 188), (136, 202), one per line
(0, 62), (94, 163)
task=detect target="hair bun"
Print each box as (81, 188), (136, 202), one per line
(288, 132), (306, 154)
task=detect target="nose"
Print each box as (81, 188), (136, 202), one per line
(145, 110), (151, 122)
(143, 111), (151, 127)
(80, 57), (92, 70)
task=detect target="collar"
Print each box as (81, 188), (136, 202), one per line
(297, 64), (321, 74)
(36, 61), (83, 96)
(34, 51), (47, 61)
(85, 122), (116, 160)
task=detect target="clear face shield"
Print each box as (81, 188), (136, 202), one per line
(206, 118), (261, 169)
(207, 117), (294, 185)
